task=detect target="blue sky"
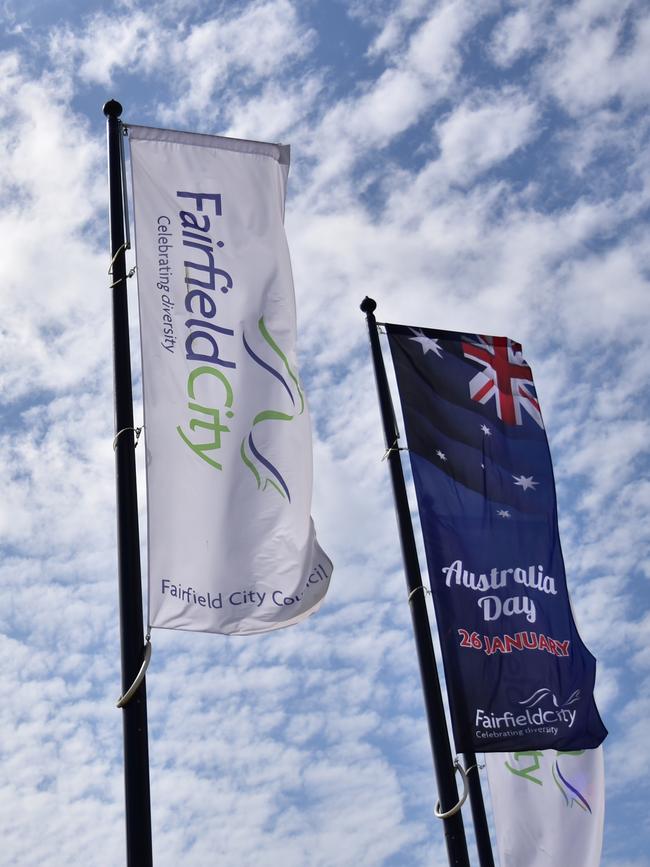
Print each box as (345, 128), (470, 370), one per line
(0, 0), (649, 864)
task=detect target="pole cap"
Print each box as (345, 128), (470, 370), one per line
(360, 296), (377, 314)
(103, 99), (123, 118)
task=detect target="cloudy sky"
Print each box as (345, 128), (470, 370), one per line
(0, 0), (648, 864)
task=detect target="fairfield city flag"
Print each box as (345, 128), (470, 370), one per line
(486, 747), (605, 867)
(128, 125), (331, 635)
(386, 324), (607, 752)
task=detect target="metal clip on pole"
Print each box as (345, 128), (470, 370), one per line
(434, 758), (470, 819)
(116, 636), (152, 709)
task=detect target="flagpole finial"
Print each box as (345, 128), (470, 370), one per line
(103, 99), (123, 118)
(360, 296), (377, 314)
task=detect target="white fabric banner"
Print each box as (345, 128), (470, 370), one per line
(486, 748), (605, 866)
(128, 124), (332, 635)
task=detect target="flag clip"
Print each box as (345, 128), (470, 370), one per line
(116, 634), (152, 709)
(434, 757), (469, 819)
(108, 241), (130, 273)
(407, 585), (431, 604)
(113, 425), (143, 451)
(108, 242), (137, 288)
(109, 265), (137, 289)
(381, 439), (405, 461)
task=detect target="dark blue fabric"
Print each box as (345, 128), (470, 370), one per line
(386, 323), (607, 752)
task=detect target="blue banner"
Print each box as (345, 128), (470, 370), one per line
(386, 323), (607, 752)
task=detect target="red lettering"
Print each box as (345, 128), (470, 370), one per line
(504, 633), (524, 652)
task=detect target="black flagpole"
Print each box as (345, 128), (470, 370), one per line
(463, 750), (496, 867)
(104, 99), (153, 867)
(361, 297), (470, 867)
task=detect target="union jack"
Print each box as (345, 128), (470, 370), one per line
(461, 335), (543, 427)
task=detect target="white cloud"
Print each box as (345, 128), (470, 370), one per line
(406, 0), (480, 83)
(299, 1), (493, 193)
(555, 236), (650, 342)
(49, 10), (162, 86)
(0, 54), (110, 401)
(540, 3), (650, 114)
(433, 89), (539, 185)
(358, 0), (432, 57)
(489, 1), (549, 67)
(157, 0), (316, 124)
(225, 75), (324, 142)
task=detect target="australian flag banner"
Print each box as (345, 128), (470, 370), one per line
(386, 324), (607, 753)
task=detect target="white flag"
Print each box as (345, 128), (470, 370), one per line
(128, 124), (332, 635)
(486, 748), (604, 866)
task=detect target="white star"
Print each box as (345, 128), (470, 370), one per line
(481, 424), (492, 436)
(513, 474), (538, 491)
(408, 329), (442, 357)
(436, 450), (447, 461)
(497, 509), (511, 518)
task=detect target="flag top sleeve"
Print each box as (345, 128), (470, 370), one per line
(386, 322), (607, 752)
(128, 123), (331, 636)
